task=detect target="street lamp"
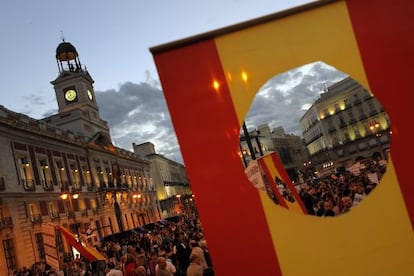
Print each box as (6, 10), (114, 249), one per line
(59, 188), (81, 241)
(369, 121), (380, 136)
(132, 193), (142, 200)
(369, 120), (385, 160)
(175, 194), (184, 214)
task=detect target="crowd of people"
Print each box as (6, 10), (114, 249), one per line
(296, 158), (387, 216)
(12, 214), (214, 276)
(12, 157), (388, 275)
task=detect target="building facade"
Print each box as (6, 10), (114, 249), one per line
(0, 41), (162, 273)
(133, 142), (193, 218)
(300, 77), (391, 177)
(239, 124), (308, 182)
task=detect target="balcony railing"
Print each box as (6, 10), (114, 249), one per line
(80, 209), (88, 216)
(49, 212), (60, 220)
(22, 179), (35, 191)
(30, 214), (42, 223)
(41, 180), (54, 191)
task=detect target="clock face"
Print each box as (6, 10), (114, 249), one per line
(64, 89), (77, 102)
(87, 89), (93, 100)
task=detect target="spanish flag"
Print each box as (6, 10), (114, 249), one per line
(258, 152), (307, 214)
(151, 0), (414, 275)
(57, 226), (106, 262)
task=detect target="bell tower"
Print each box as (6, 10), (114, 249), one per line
(44, 40), (111, 140)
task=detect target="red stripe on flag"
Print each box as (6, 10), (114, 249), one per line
(153, 39), (282, 275)
(346, 0), (414, 227)
(258, 157), (289, 209)
(270, 153), (308, 214)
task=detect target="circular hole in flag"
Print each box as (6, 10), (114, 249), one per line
(240, 61), (391, 216)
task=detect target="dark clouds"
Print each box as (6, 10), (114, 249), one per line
(95, 81), (183, 163)
(245, 61), (347, 135)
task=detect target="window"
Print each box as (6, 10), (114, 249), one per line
(39, 158), (53, 190)
(3, 239), (17, 272)
(121, 169), (127, 185)
(82, 165), (92, 187)
(105, 167), (112, 187)
(69, 163), (81, 189)
(338, 115), (347, 128)
(353, 93), (361, 104)
(55, 160), (67, 188)
(347, 109), (356, 124)
(344, 98), (351, 108)
(35, 233), (45, 260)
(353, 125), (361, 138)
(97, 166), (105, 188)
(18, 156), (34, 190)
(131, 171), (138, 186)
(48, 202), (59, 219)
(28, 203), (41, 223)
(367, 100), (377, 114)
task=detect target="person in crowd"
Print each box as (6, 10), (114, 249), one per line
(199, 241), (213, 268)
(155, 257), (174, 276)
(186, 253), (204, 276)
(147, 251), (159, 276)
(123, 245), (138, 275)
(136, 254), (149, 273)
(340, 195), (353, 214)
(155, 255), (176, 275)
(322, 200), (336, 217)
(189, 240), (208, 270)
(136, 265), (147, 276)
(173, 231), (191, 275)
(105, 262), (123, 276)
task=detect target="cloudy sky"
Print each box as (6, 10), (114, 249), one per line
(245, 62), (347, 136)
(0, 0), (351, 165)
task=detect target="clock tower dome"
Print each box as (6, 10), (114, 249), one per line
(44, 40), (111, 140)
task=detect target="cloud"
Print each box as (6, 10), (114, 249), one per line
(96, 81), (183, 163)
(245, 61), (347, 135)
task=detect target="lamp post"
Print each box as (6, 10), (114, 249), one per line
(242, 122), (256, 160)
(303, 161), (313, 180)
(60, 188), (81, 241)
(369, 120), (385, 160)
(175, 194), (184, 214)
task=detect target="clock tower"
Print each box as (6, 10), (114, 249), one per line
(45, 40), (111, 140)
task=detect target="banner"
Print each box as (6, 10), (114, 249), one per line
(151, 0), (414, 275)
(57, 226), (106, 261)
